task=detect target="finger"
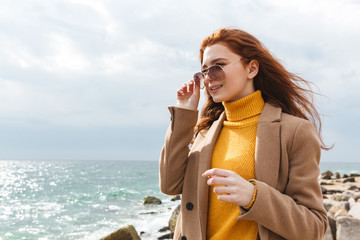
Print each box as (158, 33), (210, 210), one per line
(181, 83), (188, 94)
(177, 88), (184, 96)
(193, 79), (201, 95)
(207, 176), (231, 186)
(213, 186), (231, 194)
(217, 194), (235, 203)
(202, 168), (233, 178)
(188, 80), (195, 92)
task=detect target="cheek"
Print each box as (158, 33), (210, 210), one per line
(228, 72), (247, 88)
(225, 74), (247, 89)
(228, 67), (248, 81)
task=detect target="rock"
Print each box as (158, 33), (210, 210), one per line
(322, 225), (333, 240)
(348, 203), (360, 219)
(331, 194), (349, 202)
(347, 185), (358, 191)
(321, 170), (334, 180)
(100, 225), (141, 240)
(327, 189), (344, 194)
(158, 233), (173, 239)
(340, 202), (350, 211)
(329, 205), (348, 218)
(343, 191), (356, 199)
(324, 202), (333, 212)
(350, 173), (360, 177)
(140, 211), (157, 215)
(335, 208), (349, 218)
(159, 226), (170, 232)
(343, 177), (355, 183)
(169, 204), (181, 233)
(336, 216), (360, 240)
(334, 172), (341, 179)
(171, 195), (181, 201)
(349, 197), (356, 207)
(320, 181), (335, 186)
(143, 196), (162, 205)
(328, 215), (336, 240)
(342, 174), (349, 178)
(321, 186), (328, 194)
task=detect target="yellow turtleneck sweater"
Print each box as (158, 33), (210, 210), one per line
(207, 90), (264, 240)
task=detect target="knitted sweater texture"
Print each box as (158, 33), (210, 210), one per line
(207, 90), (264, 240)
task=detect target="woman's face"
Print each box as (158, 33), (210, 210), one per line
(201, 43), (256, 103)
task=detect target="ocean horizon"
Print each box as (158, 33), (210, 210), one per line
(0, 159), (359, 240)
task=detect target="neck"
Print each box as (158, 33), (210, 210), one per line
(222, 90), (264, 122)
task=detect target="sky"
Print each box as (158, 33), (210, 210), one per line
(0, 0), (359, 162)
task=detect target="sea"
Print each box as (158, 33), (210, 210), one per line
(0, 160), (178, 240)
(0, 160), (359, 240)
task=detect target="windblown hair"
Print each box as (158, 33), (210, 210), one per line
(195, 27), (331, 150)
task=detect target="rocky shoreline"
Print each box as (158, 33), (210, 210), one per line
(320, 171), (360, 239)
(101, 170), (360, 240)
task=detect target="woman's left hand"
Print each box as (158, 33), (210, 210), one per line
(202, 168), (255, 207)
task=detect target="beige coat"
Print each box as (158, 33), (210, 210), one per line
(159, 103), (328, 240)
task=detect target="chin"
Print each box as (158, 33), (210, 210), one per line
(211, 95), (225, 103)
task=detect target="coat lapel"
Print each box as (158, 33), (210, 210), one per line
(197, 112), (225, 239)
(255, 103), (282, 188)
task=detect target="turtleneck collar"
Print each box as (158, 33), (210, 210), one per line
(222, 90), (265, 122)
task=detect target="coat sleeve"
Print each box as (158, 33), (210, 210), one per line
(159, 106), (198, 195)
(238, 120), (328, 240)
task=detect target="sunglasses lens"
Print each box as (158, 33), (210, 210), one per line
(207, 65), (224, 80)
(193, 72), (205, 89)
(193, 65), (224, 90)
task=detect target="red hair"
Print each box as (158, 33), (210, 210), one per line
(195, 27), (331, 150)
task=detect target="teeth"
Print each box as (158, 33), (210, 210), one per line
(211, 86), (221, 90)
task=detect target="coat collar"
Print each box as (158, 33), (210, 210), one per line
(197, 102), (282, 239)
(258, 102), (282, 123)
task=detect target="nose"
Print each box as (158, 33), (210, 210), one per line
(204, 74), (212, 85)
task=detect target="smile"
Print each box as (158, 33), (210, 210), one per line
(209, 85), (222, 91)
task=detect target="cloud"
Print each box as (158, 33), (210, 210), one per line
(0, 0), (359, 160)
(4, 33), (91, 72)
(98, 39), (195, 76)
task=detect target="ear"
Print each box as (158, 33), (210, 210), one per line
(247, 60), (259, 79)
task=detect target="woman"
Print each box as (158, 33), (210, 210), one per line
(159, 27), (329, 240)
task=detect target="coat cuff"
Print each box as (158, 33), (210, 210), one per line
(238, 179), (269, 217)
(242, 181), (257, 211)
(168, 106), (198, 123)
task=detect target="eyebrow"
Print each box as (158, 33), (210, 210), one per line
(202, 57), (228, 69)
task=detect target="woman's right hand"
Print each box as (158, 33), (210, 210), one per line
(176, 79), (200, 110)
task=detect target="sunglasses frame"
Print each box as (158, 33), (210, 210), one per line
(193, 59), (242, 89)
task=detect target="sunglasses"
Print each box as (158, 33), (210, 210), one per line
(193, 59), (241, 89)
